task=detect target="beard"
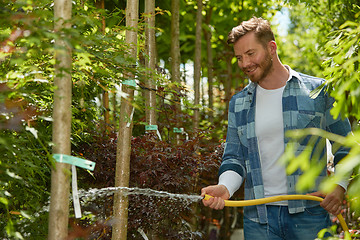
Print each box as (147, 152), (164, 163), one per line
(244, 51), (273, 83)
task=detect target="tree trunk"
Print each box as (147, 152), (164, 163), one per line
(204, 6), (214, 124)
(103, 90), (110, 130)
(170, 0), (181, 144)
(224, 53), (232, 120)
(95, 0), (111, 131)
(112, 92), (117, 126)
(112, 0), (138, 239)
(144, 0), (157, 126)
(48, 0), (72, 239)
(193, 0), (202, 131)
(95, 0), (106, 32)
(190, 0), (203, 233)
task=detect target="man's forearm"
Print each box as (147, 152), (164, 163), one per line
(218, 170), (243, 198)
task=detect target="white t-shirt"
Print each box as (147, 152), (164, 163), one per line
(255, 84), (287, 204)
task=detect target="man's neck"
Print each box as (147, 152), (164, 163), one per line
(258, 60), (289, 90)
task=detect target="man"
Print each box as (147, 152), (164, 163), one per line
(201, 17), (351, 240)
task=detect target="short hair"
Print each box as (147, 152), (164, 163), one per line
(227, 17), (275, 46)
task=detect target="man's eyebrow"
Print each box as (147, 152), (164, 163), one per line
(245, 49), (255, 54)
(235, 49), (255, 58)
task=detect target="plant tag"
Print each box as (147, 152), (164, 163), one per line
(145, 125), (162, 140)
(173, 127), (183, 133)
(145, 125), (158, 131)
(53, 154), (96, 171)
(122, 79), (136, 87)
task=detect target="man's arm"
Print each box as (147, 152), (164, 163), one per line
(201, 169), (243, 210)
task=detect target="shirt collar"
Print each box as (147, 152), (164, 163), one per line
(246, 65), (302, 94)
(285, 65), (302, 82)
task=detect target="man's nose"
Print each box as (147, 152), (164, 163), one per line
(239, 56), (250, 69)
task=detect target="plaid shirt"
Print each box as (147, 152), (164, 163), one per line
(220, 67), (351, 224)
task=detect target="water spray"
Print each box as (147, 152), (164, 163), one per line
(204, 194), (349, 234)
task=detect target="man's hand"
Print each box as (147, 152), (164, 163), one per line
(309, 185), (345, 216)
(201, 185), (230, 210)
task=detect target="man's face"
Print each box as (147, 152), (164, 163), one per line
(233, 32), (273, 83)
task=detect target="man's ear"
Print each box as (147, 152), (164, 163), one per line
(268, 40), (277, 55)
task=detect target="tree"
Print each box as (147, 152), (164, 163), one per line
(95, 0), (111, 131)
(112, 0), (139, 239)
(170, 0), (182, 144)
(144, 0), (157, 127)
(48, 0), (72, 239)
(204, 5), (214, 124)
(193, 0), (202, 130)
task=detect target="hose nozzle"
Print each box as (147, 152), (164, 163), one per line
(203, 194), (213, 201)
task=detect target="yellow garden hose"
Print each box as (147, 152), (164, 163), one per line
(204, 194), (349, 233)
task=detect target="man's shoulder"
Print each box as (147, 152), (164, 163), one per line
(228, 86), (252, 112)
(297, 72), (326, 89)
(230, 84), (252, 100)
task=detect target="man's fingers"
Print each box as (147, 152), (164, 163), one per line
(308, 191), (326, 198)
(325, 204), (342, 216)
(200, 189), (206, 198)
(202, 196), (225, 210)
(202, 197), (213, 207)
(201, 185), (228, 210)
(332, 205), (342, 216)
(209, 197), (225, 210)
(320, 196), (342, 216)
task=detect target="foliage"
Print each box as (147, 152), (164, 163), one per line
(279, 0), (359, 76)
(0, 126), (51, 238)
(323, 16), (360, 122)
(281, 128), (360, 236)
(156, 0), (283, 119)
(282, 1), (360, 192)
(0, 0), (149, 238)
(276, 3), (324, 76)
(128, 132), (222, 239)
(280, 1), (360, 237)
(74, 130), (223, 239)
(1, 0), (358, 238)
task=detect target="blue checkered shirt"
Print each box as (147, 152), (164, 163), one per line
(220, 68), (351, 224)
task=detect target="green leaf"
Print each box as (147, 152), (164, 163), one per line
(20, 210), (32, 219)
(0, 197), (9, 206)
(317, 228), (328, 238)
(339, 20), (359, 29)
(309, 83), (325, 99)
